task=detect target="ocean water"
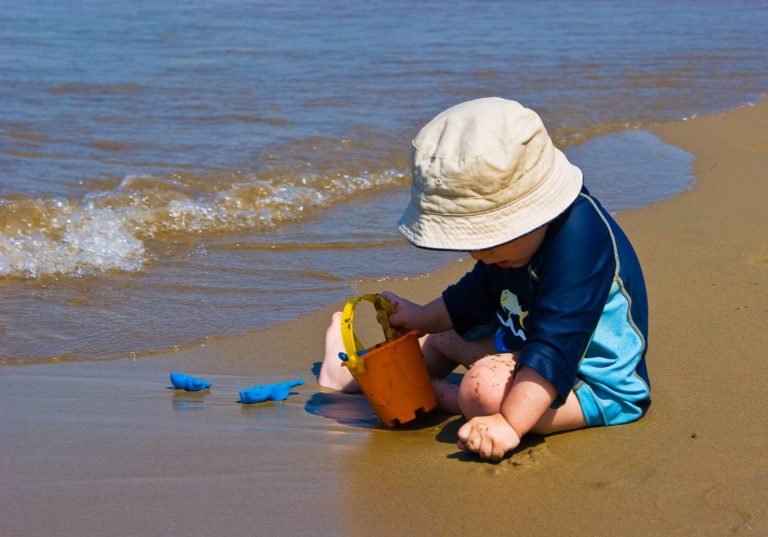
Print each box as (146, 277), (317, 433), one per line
(1, 0), (766, 363)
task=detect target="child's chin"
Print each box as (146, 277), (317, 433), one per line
(496, 259), (531, 269)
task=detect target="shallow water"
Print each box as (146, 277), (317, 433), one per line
(0, 0), (765, 363)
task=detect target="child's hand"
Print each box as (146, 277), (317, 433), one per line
(380, 291), (427, 337)
(456, 413), (521, 462)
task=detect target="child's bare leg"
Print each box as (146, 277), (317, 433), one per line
(458, 354), (517, 418)
(318, 312), (360, 392)
(319, 316), (494, 402)
(420, 331), (497, 414)
(431, 380), (462, 414)
(457, 354), (586, 433)
(420, 330), (497, 376)
(530, 392), (586, 434)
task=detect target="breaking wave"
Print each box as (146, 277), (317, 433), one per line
(0, 168), (408, 279)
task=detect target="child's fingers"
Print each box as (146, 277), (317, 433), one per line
(381, 291), (411, 328)
(475, 422), (494, 459)
(391, 327), (407, 339)
(457, 419), (482, 452)
(380, 291), (401, 310)
(458, 419), (505, 461)
(479, 436), (495, 461)
(381, 291), (405, 321)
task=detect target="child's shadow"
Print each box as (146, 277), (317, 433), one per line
(307, 361), (449, 430)
(305, 391), (448, 430)
(436, 415), (545, 463)
(305, 391), (381, 428)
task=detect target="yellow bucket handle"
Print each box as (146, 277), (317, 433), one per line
(341, 293), (397, 376)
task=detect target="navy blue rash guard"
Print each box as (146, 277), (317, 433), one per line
(442, 187), (651, 422)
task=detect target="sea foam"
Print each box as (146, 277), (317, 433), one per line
(0, 168), (406, 279)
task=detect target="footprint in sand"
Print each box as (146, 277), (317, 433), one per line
(476, 441), (557, 475)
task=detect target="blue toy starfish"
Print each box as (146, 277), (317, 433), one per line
(170, 372), (212, 392)
(239, 378), (305, 404)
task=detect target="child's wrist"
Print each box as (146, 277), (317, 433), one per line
(499, 411), (525, 440)
(499, 406), (526, 439)
(503, 415), (524, 440)
(423, 296), (452, 333)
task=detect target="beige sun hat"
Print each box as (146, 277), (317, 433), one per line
(397, 97), (583, 251)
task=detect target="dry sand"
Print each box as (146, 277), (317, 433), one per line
(2, 101), (767, 537)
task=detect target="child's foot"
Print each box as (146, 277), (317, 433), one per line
(318, 312), (360, 392)
(432, 378), (461, 415)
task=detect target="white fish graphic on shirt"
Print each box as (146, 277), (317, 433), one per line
(497, 289), (528, 341)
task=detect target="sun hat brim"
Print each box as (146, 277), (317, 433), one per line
(397, 147), (583, 251)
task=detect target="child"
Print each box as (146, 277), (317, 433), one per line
(319, 97), (650, 462)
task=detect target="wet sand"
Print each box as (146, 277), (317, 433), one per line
(2, 101), (767, 536)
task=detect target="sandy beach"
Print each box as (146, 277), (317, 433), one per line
(2, 101), (767, 536)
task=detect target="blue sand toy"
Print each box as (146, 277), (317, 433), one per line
(338, 349), (368, 362)
(170, 372), (212, 392)
(239, 378), (305, 404)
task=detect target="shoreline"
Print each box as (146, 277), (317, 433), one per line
(1, 112), (696, 367)
(2, 101), (767, 536)
(1, 124), (695, 367)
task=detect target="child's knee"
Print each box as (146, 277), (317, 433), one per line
(458, 355), (515, 419)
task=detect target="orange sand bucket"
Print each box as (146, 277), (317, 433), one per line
(340, 294), (438, 426)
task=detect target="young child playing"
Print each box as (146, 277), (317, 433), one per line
(319, 97), (650, 462)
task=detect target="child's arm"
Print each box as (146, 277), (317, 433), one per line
(456, 367), (556, 461)
(499, 366), (558, 434)
(380, 292), (453, 337)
